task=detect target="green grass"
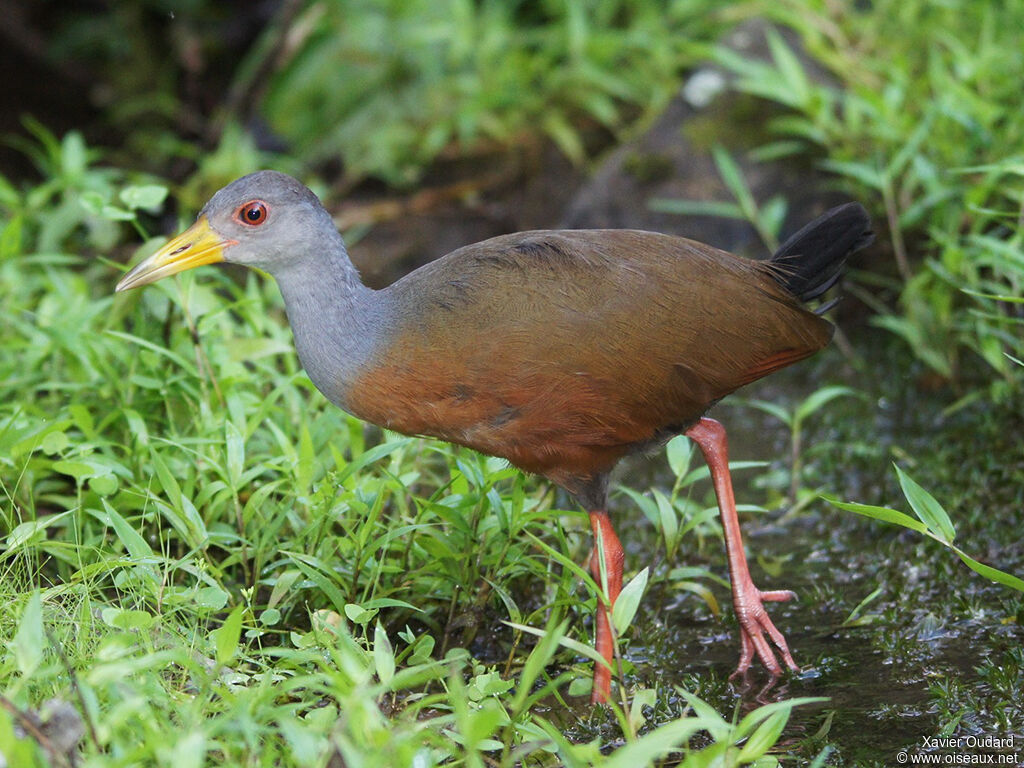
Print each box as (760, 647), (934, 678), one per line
(4, 0), (1024, 764)
(707, 0), (1024, 397)
(0, 150), (827, 764)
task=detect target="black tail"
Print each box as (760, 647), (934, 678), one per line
(770, 202), (873, 308)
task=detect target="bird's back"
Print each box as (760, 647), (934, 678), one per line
(344, 229), (831, 494)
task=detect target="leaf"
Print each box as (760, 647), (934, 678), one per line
(673, 580), (721, 617)
(194, 586), (229, 611)
(819, 159), (885, 190)
(509, 618), (566, 713)
(895, 465), (955, 542)
(612, 567), (649, 635)
(794, 386), (858, 425)
(954, 550), (1024, 593)
(597, 712), (708, 768)
(665, 435), (692, 477)
(12, 591), (45, 676)
(61, 131), (87, 176)
(542, 112), (585, 165)
(679, 689), (731, 740)
(225, 420), (245, 492)
(120, 184), (169, 211)
(211, 605), (245, 666)
(824, 498), (928, 534)
(629, 687), (656, 733)
(712, 145), (756, 218)
(737, 708), (789, 762)
(735, 697), (828, 738)
(79, 190), (105, 216)
(3, 511), (74, 553)
(374, 621), (395, 686)
(654, 489), (679, 556)
(842, 585), (883, 627)
(736, 398), (792, 428)
(504, 621), (610, 669)
(344, 603), (378, 624)
(102, 499), (154, 560)
(767, 29), (810, 107)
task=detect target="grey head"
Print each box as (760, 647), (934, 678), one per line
(204, 170), (345, 275)
(116, 170), (354, 292)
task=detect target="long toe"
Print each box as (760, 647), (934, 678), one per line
(732, 585), (799, 677)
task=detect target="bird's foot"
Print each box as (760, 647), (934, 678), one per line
(729, 584), (799, 680)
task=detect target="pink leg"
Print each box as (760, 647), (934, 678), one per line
(685, 417), (799, 678)
(589, 509), (624, 704)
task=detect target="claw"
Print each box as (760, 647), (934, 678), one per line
(732, 585), (799, 677)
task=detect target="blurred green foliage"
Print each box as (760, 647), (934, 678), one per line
(258, 0), (717, 185)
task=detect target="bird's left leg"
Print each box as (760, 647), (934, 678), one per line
(588, 509), (624, 704)
(685, 417), (799, 677)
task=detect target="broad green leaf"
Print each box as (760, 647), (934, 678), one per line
(268, 569), (302, 609)
(819, 159), (885, 190)
(344, 603), (378, 624)
(679, 689), (731, 740)
(955, 550), (1024, 593)
(102, 607), (155, 630)
(629, 687), (656, 733)
(161, 731), (204, 768)
(825, 498), (928, 534)
(225, 420), (245, 491)
(120, 184), (169, 211)
(195, 586), (229, 611)
(12, 591), (44, 676)
(211, 605), (245, 666)
(0, 706), (44, 767)
(612, 567), (649, 635)
(767, 29), (811, 107)
(895, 465), (955, 542)
(674, 580), (721, 617)
(666, 435), (692, 477)
(654, 489), (679, 555)
(737, 709), (789, 762)
(619, 486), (659, 527)
(737, 398), (792, 427)
(3, 511), (73, 553)
(600, 712), (709, 768)
(102, 499), (154, 560)
(374, 621), (395, 686)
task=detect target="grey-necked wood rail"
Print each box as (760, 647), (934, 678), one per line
(116, 171), (872, 703)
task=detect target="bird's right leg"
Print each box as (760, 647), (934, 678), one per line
(589, 509), (624, 704)
(685, 417), (799, 678)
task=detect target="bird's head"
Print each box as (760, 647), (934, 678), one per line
(116, 170), (336, 291)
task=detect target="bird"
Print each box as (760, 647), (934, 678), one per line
(116, 170), (873, 704)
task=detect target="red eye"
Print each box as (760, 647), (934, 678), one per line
(238, 201), (268, 226)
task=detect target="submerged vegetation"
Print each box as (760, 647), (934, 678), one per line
(0, 0), (1021, 765)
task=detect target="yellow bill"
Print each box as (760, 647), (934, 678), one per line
(116, 216), (235, 292)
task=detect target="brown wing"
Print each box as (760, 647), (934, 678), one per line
(346, 230), (831, 491)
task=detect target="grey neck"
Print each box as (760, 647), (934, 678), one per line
(271, 233), (390, 412)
